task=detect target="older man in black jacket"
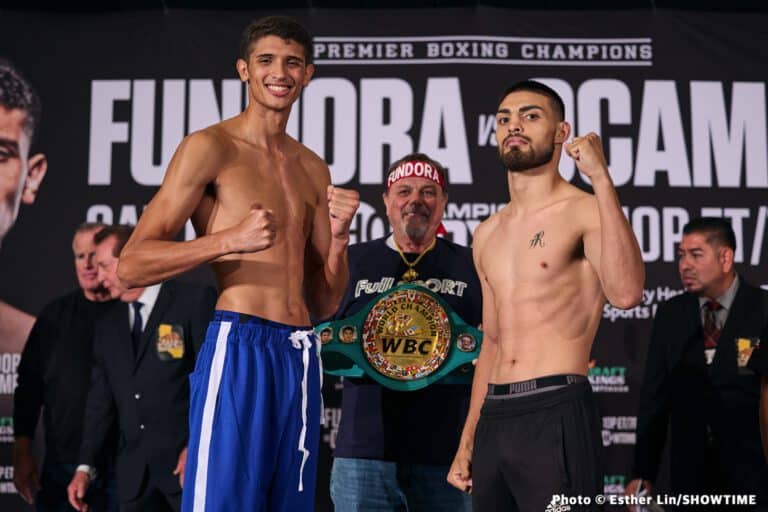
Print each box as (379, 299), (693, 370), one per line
(14, 223), (115, 511)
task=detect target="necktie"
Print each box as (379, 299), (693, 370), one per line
(131, 301), (144, 354)
(703, 300), (722, 349)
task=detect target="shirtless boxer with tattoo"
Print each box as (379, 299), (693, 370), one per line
(447, 80), (644, 511)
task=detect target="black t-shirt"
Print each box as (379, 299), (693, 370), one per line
(332, 236), (482, 464)
(14, 290), (116, 463)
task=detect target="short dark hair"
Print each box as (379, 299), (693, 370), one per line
(341, 326), (354, 334)
(239, 16), (313, 65)
(385, 153), (448, 192)
(0, 59), (41, 139)
(498, 80), (565, 121)
(75, 222), (107, 235)
(683, 217), (736, 252)
(94, 225), (134, 257)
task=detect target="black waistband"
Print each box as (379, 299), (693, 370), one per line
(488, 374), (587, 396)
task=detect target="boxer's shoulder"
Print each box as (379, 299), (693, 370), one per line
(474, 210), (503, 241)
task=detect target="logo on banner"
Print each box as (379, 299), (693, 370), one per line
(588, 360), (629, 393)
(313, 36), (653, 66)
(321, 407), (342, 449)
(0, 417), (12, 444)
(321, 378), (343, 449)
(545, 499), (572, 512)
(0, 466), (15, 494)
(602, 416), (637, 447)
(0, 353), (20, 395)
(603, 286), (684, 323)
(604, 475), (628, 495)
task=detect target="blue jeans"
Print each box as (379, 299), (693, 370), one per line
(331, 458), (472, 512)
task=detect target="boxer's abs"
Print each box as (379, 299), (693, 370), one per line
(210, 228), (312, 325)
(213, 267), (311, 326)
(489, 276), (604, 384)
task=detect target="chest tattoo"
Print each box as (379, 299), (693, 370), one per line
(529, 230), (545, 249)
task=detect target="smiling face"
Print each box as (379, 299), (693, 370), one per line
(383, 176), (447, 243)
(495, 90), (568, 173)
(236, 35), (314, 113)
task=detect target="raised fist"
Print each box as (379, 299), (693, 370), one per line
(328, 186), (360, 240)
(564, 132), (610, 179)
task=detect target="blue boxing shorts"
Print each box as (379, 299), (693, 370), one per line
(182, 311), (321, 512)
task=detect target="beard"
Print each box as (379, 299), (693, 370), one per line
(498, 138), (556, 173)
(401, 204), (431, 240)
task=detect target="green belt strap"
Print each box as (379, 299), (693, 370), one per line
(317, 283), (482, 391)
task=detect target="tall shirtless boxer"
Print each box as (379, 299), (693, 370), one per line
(447, 80), (644, 511)
(114, 17), (359, 512)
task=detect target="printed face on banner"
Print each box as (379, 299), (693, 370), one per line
(72, 228), (102, 293)
(237, 35), (314, 113)
(383, 176), (447, 241)
(677, 232), (734, 298)
(95, 235), (127, 300)
(0, 106), (45, 246)
(495, 91), (567, 174)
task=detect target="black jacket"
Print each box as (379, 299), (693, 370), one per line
(79, 280), (216, 502)
(14, 290), (116, 464)
(633, 277), (768, 496)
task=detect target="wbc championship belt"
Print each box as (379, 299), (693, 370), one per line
(317, 283), (481, 391)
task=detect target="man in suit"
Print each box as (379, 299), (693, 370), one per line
(67, 225), (216, 512)
(628, 217), (768, 508)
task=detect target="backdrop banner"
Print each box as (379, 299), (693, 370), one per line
(1, 7), (767, 511)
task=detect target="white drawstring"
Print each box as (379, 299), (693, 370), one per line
(316, 335), (324, 425)
(289, 329), (315, 492)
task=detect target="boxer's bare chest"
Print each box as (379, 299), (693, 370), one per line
(212, 146), (317, 237)
(482, 205), (585, 295)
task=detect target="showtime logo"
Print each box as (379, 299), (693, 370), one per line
(602, 416), (637, 447)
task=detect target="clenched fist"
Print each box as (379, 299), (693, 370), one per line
(227, 203), (277, 253)
(564, 132), (610, 180)
(446, 445), (473, 494)
(327, 186), (360, 240)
